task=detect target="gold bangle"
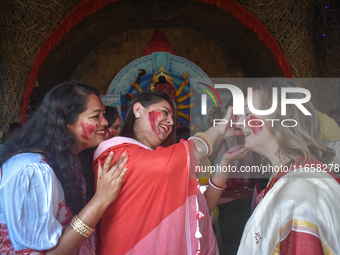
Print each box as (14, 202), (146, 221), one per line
(194, 132), (213, 157)
(70, 215), (95, 238)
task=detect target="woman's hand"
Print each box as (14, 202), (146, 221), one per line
(204, 145), (249, 211)
(214, 106), (244, 140)
(95, 151), (128, 207)
(47, 151), (128, 255)
(213, 145), (249, 180)
(220, 145), (249, 166)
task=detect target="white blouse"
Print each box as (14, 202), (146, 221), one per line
(0, 153), (64, 251)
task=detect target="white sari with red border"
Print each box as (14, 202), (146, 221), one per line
(237, 164), (340, 255)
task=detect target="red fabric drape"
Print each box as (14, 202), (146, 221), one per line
(20, 0), (292, 123)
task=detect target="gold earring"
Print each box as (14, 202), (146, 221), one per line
(135, 112), (141, 119)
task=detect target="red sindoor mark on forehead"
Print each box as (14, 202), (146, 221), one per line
(169, 106), (173, 116)
(96, 95), (104, 110)
(81, 121), (97, 140)
(149, 111), (162, 135)
(247, 115), (264, 135)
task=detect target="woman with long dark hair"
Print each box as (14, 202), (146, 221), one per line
(0, 82), (128, 254)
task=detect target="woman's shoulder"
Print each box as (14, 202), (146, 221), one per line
(94, 138), (189, 162)
(1, 152), (55, 181)
(154, 139), (189, 153)
(94, 136), (151, 161)
(269, 168), (340, 205)
(3, 152), (47, 165)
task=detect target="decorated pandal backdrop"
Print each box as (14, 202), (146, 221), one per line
(102, 52), (195, 128)
(1, 0), (340, 135)
(102, 39), (217, 128)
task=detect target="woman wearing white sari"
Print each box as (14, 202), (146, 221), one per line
(236, 78), (340, 255)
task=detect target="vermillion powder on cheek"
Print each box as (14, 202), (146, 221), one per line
(247, 115), (264, 135)
(107, 130), (117, 139)
(149, 111), (162, 135)
(81, 121), (97, 140)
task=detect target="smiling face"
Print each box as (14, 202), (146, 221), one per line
(67, 94), (108, 154)
(237, 91), (277, 156)
(133, 99), (174, 149)
(106, 116), (122, 139)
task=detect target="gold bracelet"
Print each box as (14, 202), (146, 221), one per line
(70, 215), (95, 238)
(194, 132), (213, 157)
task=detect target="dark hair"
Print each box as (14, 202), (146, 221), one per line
(120, 90), (176, 141)
(104, 106), (120, 128)
(3, 122), (23, 142)
(8, 122), (22, 133)
(1, 82), (99, 214)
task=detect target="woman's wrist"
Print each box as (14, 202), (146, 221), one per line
(70, 215), (95, 238)
(204, 127), (223, 146)
(189, 132), (213, 157)
(208, 177), (227, 190)
(219, 158), (233, 167)
(212, 170), (229, 180)
(90, 192), (112, 214)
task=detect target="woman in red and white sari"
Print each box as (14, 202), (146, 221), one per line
(236, 78), (340, 255)
(93, 90), (245, 255)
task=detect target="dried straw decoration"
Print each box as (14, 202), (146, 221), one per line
(236, 0), (339, 77)
(235, 0), (340, 112)
(0, 0), (339, 135)
(0, 0), (81, 135)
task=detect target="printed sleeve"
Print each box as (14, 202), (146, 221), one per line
(2, 162), (63, 251)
